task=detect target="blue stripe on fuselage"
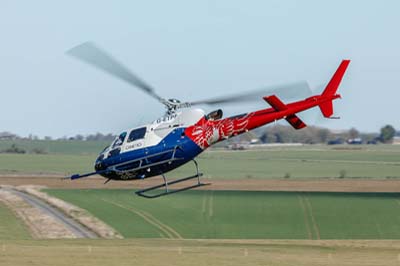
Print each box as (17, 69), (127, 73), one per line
(98, 128), (203, 180)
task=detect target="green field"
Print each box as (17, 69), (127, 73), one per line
(0, 140), (109, 155)
(0, 154), (95, 175)
(1, 142), (400, 265)
(0, 202), (30, 240)
(3, 239), (399, 266)
(180, 145), (400, 179)
(46, 189), (400, 239)
(1, 143), (400, 179)
(2, 188), (400, 266)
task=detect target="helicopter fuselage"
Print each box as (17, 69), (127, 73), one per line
(93, 88), (341, 181)
(94, 109), (205, 180)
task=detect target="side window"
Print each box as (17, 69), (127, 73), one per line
(206, 109), (223, 120)
(128, 127), (146, 143)
(108, 148), (121, 158)
(112, 132), (127, 148)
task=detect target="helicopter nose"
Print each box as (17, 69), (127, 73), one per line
(94, 154), (105, 171)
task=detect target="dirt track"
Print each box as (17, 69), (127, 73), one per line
(2, 175), (400, 192)
(0, 187), (82, 239)
(5, 187), (98, 238)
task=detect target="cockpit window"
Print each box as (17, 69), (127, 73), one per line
(206, 109), (223, 120)
(128, 127), (146, 143)
(112, 132), (127, 148)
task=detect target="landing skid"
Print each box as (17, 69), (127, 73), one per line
(135, 160), (210, 199)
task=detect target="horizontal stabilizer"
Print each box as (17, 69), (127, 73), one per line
(264, 95), (288, 111)
(286, 114), (307, 129)
(264, 95), (307, 130)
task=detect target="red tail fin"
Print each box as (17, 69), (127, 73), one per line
(319, 102), (334, 117)
(322, 60), (350, 98)
(319, 60), (350, 117)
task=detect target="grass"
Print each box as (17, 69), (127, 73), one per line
(0, 140), (109, 155)
(0, 202), (30, 240)
(1, 144), (400, 179)
(0, 154), (95, 175)
(189, 146), (400, 179)
(2, 239), (400, 266)
(2, 189), (400, 265)
(1, 141), (399, 265)
(46, 189), (400, 240)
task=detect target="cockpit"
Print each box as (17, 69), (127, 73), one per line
(112, 132), (127, 149)
(105, 128), (148, 158)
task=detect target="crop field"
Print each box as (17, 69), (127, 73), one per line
(0, 154), (95, 175)
(3, 187), (400, 265)
(2, 142), (400, 265)
(0, 202), (30, 240)
(0, 139), (109, 155)
(3, 239), (400, 266)
(46, 189), (400, 239)
(1, 143), (400, 179)
(178, 145), (400, 179)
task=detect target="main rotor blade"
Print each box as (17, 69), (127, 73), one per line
(190, 81), (312, 106)
(66, 42), (164, 102)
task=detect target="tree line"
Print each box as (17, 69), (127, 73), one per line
(255, 124), (397, 144)
(0, 125), (397, 144)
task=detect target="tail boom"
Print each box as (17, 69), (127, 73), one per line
(185, 60), (350, 149)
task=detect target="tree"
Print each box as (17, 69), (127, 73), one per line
(348, 128), (359, 139)
(75, 134), (85, 141)
(316, 128), (330, 143)
(3, 144), (26, 154)
(380, 125), (396, 143)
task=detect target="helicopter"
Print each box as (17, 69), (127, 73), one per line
(65, 42), (350, 198)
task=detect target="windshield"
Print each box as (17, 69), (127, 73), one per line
(112, 132), (127, 148)
(100, 145), (109, 154)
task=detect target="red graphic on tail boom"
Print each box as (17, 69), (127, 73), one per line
(185, 60), (350, 149)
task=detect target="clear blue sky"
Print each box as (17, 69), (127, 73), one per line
(1, 0), (399, 137)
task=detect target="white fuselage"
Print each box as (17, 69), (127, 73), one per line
(101, 108), (205, 159)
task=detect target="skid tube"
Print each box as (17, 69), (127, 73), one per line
(135, 160), (210, 199)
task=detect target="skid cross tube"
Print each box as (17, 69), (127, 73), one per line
(135, 159), (209, 198)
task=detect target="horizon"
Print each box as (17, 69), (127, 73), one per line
(0, 123), (393, 140)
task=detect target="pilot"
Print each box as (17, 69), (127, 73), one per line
(114, 132), (127, 146)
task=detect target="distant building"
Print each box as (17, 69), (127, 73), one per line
(393, 136), (400, 145)
(0, 132), (18, 140)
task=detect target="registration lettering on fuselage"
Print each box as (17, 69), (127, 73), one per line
(125, 142), (143, 150)
(154, 114), (177, 125)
